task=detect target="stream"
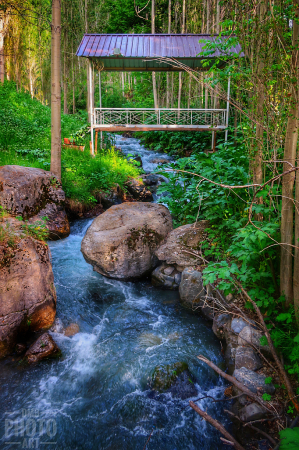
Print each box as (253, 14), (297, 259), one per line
(0, 136), (228, 450)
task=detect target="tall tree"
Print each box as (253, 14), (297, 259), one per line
(166, 0), (171, 108)
(152, 0), (158, 109)
(0, 8), (9, 83)
(281, 1), (299, 310)
(50, 0), (62, 179)
(178, 0), (185, 110)
(253, 1), (267, 220)
(280, 1), (299, 306)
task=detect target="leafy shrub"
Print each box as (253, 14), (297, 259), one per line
(0, 81), (140, 204)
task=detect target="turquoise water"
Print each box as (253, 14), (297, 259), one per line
(0, 138), (228, 450)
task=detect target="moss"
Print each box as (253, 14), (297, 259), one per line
(150, 362), (188, 392)
(126, 225), (164, 251)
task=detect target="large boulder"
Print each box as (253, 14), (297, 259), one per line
(81, 202), (173, 280)
(154, 221), (209, 271)
(0, 165), (70, 240)
(0, 236), (57, 358)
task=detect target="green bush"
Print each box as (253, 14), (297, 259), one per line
(0, 81), (140, 204)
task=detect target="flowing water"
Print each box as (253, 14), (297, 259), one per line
(0, 137), (228, 450)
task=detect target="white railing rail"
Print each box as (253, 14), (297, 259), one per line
(93, 108), (227, 128)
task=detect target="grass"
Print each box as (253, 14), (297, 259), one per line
(0, 81), (140, 205)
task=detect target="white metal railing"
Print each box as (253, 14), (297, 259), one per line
(93, 108), (227, 128)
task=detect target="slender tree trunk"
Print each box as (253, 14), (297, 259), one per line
(50, 0), (62, 179)
(85, 0), (91, 122)
(293, 11), (299, 319)
(281, 2), (299, 307)
(72, 52), (75, 114)
(166, 0), (171, 108)
(122, 71), (124, 97)
(178, 0), (185, 111)
(253, 2), (267, 221)
(187, 74), (191, 108)
(206, 0), (210, 33)
(152, 0), (158, 109)
(63, 1), (68, 114)
(294, 157), (299, 321)
(216, 0), (220, 33)
(0, 15), (5, 83)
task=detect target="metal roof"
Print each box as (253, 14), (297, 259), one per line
(76, 34), (242, 72)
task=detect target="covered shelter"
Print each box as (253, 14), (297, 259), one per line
(76, 34), (242, 154)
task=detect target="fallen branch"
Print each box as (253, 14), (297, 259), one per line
(189, 401), (245, 450)
(237, 285), (299, 413)
(196, 355), (272, 412)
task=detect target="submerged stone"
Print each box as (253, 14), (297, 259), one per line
(25, 333), (61, 364)
(150, 362), (188, 392)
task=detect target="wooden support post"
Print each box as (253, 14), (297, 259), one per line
(95, 130), (98, 154)
(89, 60), (94, 155)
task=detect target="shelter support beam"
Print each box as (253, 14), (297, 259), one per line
(89, 60), (94, 155)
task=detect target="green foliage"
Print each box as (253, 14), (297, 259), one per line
(0, 82), (140, 204)
(279, 428), (299, 450)
(262, 393), (272, 401)
(156, 128), (299, 381)
(0, 223), (18, 247)
(136, 129), (213, 156)
(21, 217), (49, 242)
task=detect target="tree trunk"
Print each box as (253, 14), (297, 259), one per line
(206, 0), (210, 33)
(166, 0), (171, 108)
(216, 0), (220, 33)
(178, 0), (185, 111)
(63, 1), (68, 115)
(0, 15), (5, 83)
(253, 2), (267, 221)
(281, 2), (299, 307)
(152, 0), (158, 109)
(122, 72), (125, 97)
(50, 0), (62, 180)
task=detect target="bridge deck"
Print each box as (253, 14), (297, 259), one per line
(91, 107), (229, 153)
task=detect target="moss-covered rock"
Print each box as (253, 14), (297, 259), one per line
(150, 362), (188, 391)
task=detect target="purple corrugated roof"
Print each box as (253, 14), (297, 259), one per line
(76, 34), (242, 59)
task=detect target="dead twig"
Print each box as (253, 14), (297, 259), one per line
(236, 284), (299, 414)
(190, 401), (246, 450)
(196, 355), (273, 413)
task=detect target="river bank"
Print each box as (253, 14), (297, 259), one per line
(0, 135), (283, 449)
